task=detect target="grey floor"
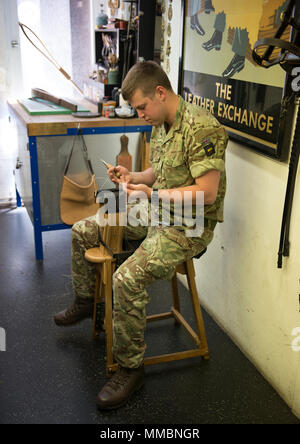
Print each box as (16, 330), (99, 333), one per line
(0, 207), (299, 425)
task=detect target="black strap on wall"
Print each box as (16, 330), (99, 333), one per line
(277, 98), (300, 268)
(252, 0), (300, 268)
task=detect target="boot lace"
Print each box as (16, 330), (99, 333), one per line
(106, 368), (131, 391)
(66, 300), (92, 316)
(66, 303), (80, 316)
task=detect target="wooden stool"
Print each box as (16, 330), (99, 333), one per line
(145, 248), (209, 368)
(85, 235), (209, 375)
(84, 212), (124, 370)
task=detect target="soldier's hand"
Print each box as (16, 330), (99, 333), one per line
(107, 165), (132, 184)
(123, 183), (152, 200)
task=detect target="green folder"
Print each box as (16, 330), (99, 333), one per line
(19, 98), (90, 115)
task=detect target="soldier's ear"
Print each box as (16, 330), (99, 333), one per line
(156, 86), (167, 102)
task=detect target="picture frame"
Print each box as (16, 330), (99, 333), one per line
(178, 0), (296, 161)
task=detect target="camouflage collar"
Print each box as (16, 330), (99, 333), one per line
(173, 95), (185, 132)
(161, 96), (185, 142)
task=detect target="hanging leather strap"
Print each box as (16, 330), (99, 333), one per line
(252, 0), (299, 68)
(64, 126), (95, 176)
(253, 38), (300, 68)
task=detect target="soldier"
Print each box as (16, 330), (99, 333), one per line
(54, 61), (228, 410)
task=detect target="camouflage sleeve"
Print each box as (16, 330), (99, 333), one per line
(187, 125), (228, 179)
(149, 126), (157, 164)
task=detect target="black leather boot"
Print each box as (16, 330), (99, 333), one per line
(202, 30), (223, 51)
(222, 54), (245, 78)
(96, 365), (145, 410)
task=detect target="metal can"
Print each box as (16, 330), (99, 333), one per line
(103, 101), (116, 117)
(106, 105), (115, 118)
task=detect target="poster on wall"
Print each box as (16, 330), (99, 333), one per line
(180, 0), (292, 159)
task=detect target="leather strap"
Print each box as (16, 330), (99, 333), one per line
(64, 126), (95, 176)
(253, 38), (300, 67)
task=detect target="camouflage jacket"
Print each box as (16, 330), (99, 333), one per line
(150, 96), (228, 223)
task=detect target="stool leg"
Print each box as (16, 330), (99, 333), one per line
(171, 272), (181, 315)
(104, 260), (114, 375)
(92, 264), (105, 339)
(185, 260), (209, 359)
(92, 266), (100, 339)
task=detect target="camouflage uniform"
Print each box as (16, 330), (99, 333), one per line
(72, 96), (228, 369)
(71, 214), (147, 301)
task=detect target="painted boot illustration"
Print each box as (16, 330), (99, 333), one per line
(222, 28), (249, 78)
(202, 30), (223, 51)
(222, 54), (246, 78)
(203, 11), (225, 51)
(191, 13), (205, 36)
(204, 0), (215, 14)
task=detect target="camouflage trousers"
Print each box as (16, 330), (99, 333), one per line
(71, 212), (216, 369)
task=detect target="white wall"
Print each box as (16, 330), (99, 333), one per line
(0, 0), (21, 204)
(0, 0), (74, 204)
(164, 4), (300, 419)
(161, 0), (182, 94)
(18, 0), (73, 98)
(197, 141), (300, 418)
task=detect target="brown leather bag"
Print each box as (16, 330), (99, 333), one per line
(60, 128), (99, 225)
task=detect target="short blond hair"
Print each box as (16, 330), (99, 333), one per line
(121, 61), (172, 101)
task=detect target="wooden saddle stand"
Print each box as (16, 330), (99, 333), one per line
(85, 193), (210, 376)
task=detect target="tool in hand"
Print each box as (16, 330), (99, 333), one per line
(100, 159), (121, 179)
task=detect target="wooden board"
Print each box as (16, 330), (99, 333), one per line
(116, 135), (132, 170)
(19, 98), (90, 115)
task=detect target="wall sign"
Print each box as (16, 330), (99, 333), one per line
(179, 0), (294, 160)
